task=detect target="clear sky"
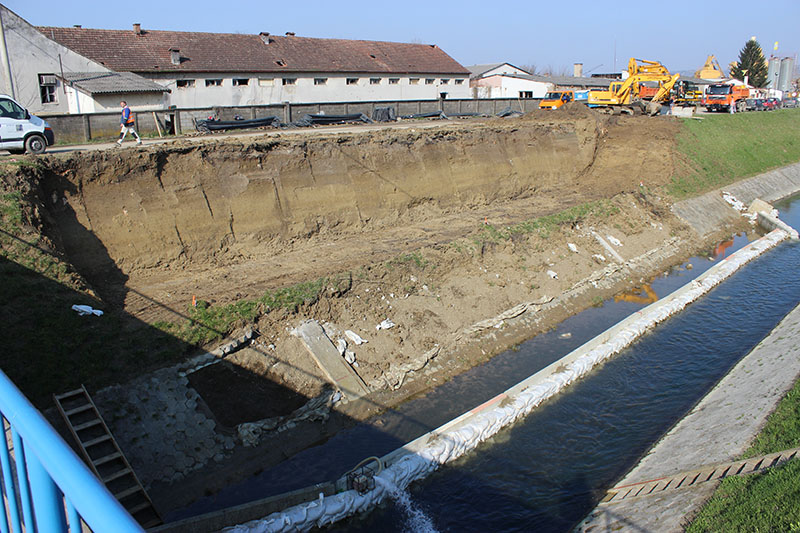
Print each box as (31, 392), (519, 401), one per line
(6, 0), (800, 76)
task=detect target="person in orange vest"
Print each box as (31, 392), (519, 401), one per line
(116, 101), (142, 146)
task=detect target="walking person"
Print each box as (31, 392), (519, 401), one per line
(117, 101), (142, 146)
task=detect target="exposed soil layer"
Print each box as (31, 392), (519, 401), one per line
(2, 109), (749, 516)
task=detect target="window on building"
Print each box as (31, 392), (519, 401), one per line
(314, 78), (327, 85)
(176, 79), (195, 88)
(282, 78), (297, 85)
(519, 91), (533, 98)
(205, 79), (222, 87)
(409, 78), (420, 85)
(258, 78), (274, 86)
(233, 78), (250, 86)
(39, 74), (57, 104)
(370, 78), (381, 85)
(425, 78), (435, 85)
(346, 78), (359, 85)
(441, 79), (450, 85)
(389, 78), (399, 85)
(455, 79), (464, 85)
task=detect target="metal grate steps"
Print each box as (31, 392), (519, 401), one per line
(602, 447), (800, 504)
(54, 385), (162, 528)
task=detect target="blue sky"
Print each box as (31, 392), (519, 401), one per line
(7, 0), (800, 75)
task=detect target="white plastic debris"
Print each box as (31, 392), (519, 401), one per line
(344, 351), (356, 364)
(345, 330), (367, 345)
(376, 319), (395, 330)
(559, 332), (572, 339)
(336, 339), (347, 356)
(567, 243), (578, 253)
(546, 270), (558, 279)
(592, 254), (606, 263)
(71, 304), (103, 317)
(607, 235), (622, 247)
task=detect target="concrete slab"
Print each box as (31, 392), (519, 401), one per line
(576, 302), (800, 532)
(293, 320), (370, 400)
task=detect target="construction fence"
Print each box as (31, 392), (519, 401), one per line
(38, 98), (543, 144)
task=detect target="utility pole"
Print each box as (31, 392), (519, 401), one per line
(0, 7), (15, 98)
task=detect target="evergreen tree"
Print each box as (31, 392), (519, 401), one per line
(730, 39), (768, 87)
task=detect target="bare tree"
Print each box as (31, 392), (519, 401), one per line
(519, 64), (538, 75)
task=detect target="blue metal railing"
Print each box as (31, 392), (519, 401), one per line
(0, 369), (143, 533)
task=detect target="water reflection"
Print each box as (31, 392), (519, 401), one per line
(614, 284), (658, 306)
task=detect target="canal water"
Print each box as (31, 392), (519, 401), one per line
(334, 196), (800, 532)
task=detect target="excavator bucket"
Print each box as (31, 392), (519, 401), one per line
(647, 101), (662, 116)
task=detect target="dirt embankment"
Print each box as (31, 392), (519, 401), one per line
(3, 108), (746, 512)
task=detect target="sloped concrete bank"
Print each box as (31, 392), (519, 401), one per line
(672, 161), (800, 236)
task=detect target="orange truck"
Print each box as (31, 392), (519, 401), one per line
(539, 90), (574, 109)
(702, 84), (749, 112)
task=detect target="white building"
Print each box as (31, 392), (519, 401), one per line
(0, 4), (167, 114)
(467, 63), (551, 98)
(38, 24), (471, 108)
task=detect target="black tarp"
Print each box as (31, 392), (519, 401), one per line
(195, 116), (281, 132)
(372, 107), (397, 122)
(293, 113), (373, 127)
(496, 107), (523, 118)
(399, 111), (448, 120)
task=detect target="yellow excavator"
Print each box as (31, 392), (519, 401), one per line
(588, 58), (680, 115)
(695, 55), (725, 79)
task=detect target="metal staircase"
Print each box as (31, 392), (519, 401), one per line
(54, 386), (162, 528)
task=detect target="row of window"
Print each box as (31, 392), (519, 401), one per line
(176, 77), (465, 89)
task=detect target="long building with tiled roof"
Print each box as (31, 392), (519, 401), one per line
(37, 24), (471, 106)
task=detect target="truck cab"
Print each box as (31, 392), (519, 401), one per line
(703, 84), (749, 112)
(539, 91), (575, 110)
(0, 95), (54, 154)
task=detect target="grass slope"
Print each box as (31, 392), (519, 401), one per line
(670, 109), (800, 198)
(687, 379), (800, 532)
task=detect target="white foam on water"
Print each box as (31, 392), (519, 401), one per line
(375, 477), (439, 533)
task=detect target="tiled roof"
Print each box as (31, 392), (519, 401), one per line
(38, 27), (470, 76)
(58, 71), (169, 95)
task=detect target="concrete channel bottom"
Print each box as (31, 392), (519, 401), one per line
(575, 301), (800, 533)
(200, 223), (793, 533)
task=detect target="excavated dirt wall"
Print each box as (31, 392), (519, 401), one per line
(46, 119), (600, 275)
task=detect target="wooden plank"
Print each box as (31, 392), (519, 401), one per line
(294, 320), (370, 400)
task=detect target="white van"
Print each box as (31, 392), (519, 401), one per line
(0, 94), (54, 154)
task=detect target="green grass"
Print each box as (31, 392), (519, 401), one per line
(473, 200), (618, 245)
(687, 373), (800, 532)
(670, 109), (800, 198)
(154, 277), (336, 345)
(686, 459), (800, 533)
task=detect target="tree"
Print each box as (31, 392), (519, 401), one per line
(730, 38), (768, 87)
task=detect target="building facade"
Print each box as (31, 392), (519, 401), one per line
(39, 25), (471, 109)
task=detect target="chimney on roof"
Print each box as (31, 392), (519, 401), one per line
(573, 63), (583, 77)
(169, 48), (181, 65)
(259, 32), (274, 44)
(285, 31), (295, 36)
(133, 23), (142, 35)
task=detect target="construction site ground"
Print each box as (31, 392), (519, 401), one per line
(1, 105), (767, 521)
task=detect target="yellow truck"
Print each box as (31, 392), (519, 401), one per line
(539, 91), (575, 110)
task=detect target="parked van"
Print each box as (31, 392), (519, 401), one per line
(539, 91), (575, 110)
(0, 95), (54, 154)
